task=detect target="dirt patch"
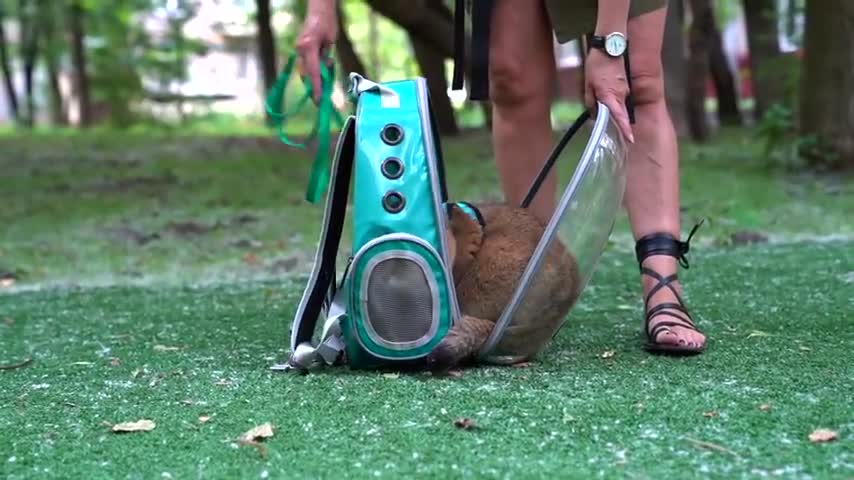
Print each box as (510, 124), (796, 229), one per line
(81, 173), (180, 193)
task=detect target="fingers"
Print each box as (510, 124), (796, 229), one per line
(598, 93), (635, 144)
(296, 38), (323, 104)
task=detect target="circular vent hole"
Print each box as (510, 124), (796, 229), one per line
(383, 191), (406, 213)
(381, 157), (404, 179)
(381, 124), (404, 145)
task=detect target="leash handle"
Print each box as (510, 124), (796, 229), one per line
(265, 52), (345, 204)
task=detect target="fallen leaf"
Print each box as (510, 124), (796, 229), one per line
(112, 419), (156, 433)
(703, 411), (718, 418)
(0, 358), (33, 370)
(799, 346), (811, 352)
(446, 369), (463, 378)
(198, 415), (212, 424)
(179, 399), (195, 406)
(453, 418), (476, 430)
(240, 423), (275, 443)
(71, 361), (94, 366)
(215, 378), (232, 386)
(131, 369), (143, 379)
(746, 330), (771, 339)
(601, 350), (616, 359)
(0, 278), (15, 288)
(759, 403), (772, 411)
(110, 358), (121, 367)
(512, 362), (532, 368)
(809, 429), (838, 443)
(242, 252), (260, 265)
(684, 436), (739, 457)
(382, 373), (400, 379)
(153, 345), (181, 352)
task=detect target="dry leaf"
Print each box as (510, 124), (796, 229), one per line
(240, 423), (275, 443)
(446, 369), (463, 378)
(179, 399), (195, 406)
(215, 378), (233, 386)
(746, 330), (770, 339)
(808, 429), (838, 443)
(759, 403), (772, 411)
(112, 419), (156, 433)
(799, 346), (811, 352)
(110, 358), (121, 367)
(0, 278), (15, 288)
(453, 418), (476, 430)
(198, 415), (212, 424)
(71, 361), (94, 366)
(703, 411), (718, 418)
(512, 362), (532, 368)
(153, 345), (181, 352)
(601, 350), (616, 359)
(382, 373), (400, 379)
(243, 252), (260, 265)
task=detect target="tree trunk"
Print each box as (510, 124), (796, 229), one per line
(0, 5), (19, 122)
(40, 0), (66, 125)
(335, 2), (368, 80)
(368, 9), (380, 78)
(742, 0), (782, 117)
(411, 38), (458, 135)
(364, 0), (456, 59)
(255, 0), (277, 93)
(69, 0), (91, 127)
(20, 1), (39, 128)
(686, 0), (710, 141)
(706, 18), (741, 126)
(799, 0), (854, 170)
(661, 0), (689, 138)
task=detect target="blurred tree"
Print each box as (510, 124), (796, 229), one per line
(705, 4), (740, 126)
(409, 1), (456, 135)
(39, 0), (66, 125)
(662, 0), (689, 138)
(255, 0), (278, 94)
(686, 0), (710, 140)
(19, 0), (39, 127)
(799, 0), (854, 169)
(364, 0), (454, 59)
(68, 0), (91, 126)
(742, 0), (783, 117)
(0, 1), (19, 123)
(335, 0), (367, 79)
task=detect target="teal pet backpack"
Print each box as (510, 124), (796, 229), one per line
(269, 52), (629, 372)
(281, 71), (462, 370)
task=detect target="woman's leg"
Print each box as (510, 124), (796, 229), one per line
(625, 7), (706, 349)
(489, 0), (557, 224)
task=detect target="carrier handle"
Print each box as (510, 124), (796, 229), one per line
(265, 52), (346, 204)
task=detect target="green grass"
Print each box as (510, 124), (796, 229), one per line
(1, 120), (853, 478)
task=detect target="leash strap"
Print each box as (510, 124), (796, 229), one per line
(265, 52), (346, 204)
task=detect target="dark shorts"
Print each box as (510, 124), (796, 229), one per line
(544, 0), (668, 43)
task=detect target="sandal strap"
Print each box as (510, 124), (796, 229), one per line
(640, 268), (686, 308)
(635, 219), (704, 270)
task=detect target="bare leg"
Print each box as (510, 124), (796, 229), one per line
(625, 8), (706, 349)
(489, 0), (557, 224)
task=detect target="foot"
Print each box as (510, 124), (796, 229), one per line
(640, 254), (706, 352)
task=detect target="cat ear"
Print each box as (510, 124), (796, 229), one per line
(447, 204), (483, 256)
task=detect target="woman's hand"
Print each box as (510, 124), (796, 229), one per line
(584, 48), (634, 144)
(295, 0), (338, 103)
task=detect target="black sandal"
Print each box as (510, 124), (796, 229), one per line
(634, 221), (706, 355)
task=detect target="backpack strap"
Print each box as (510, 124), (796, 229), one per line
(277, 116), (356, 372)
(451, 0), (494, 101)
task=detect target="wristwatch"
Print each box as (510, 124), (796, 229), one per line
(586, 32), (628, 57)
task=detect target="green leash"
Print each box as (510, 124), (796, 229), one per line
(265, 52), (346, 204)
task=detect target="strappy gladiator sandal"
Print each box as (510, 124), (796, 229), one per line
(634, 221), (706, 355)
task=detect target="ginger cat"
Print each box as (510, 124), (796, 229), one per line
(426, 202), (583, 371)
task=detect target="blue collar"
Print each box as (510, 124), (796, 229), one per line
(445, 201), (485, 229)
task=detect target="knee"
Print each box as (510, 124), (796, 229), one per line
(630, 62), (666, 107)
(489, 54), (552, 109)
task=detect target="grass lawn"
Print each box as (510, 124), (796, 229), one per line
(1, 119), (852, 478)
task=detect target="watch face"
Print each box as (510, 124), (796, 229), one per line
(605, 34), (627, 56)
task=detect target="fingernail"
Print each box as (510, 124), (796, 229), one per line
(628, 133), (635, 144)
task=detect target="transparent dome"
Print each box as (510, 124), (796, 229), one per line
(479, 103), (628, 364)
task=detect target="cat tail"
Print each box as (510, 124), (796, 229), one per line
(425, 315), (494, 371)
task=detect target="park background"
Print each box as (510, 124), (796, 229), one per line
(1, 1), (852, 478)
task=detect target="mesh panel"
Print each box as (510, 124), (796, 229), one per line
(365, 257), (435, 344)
